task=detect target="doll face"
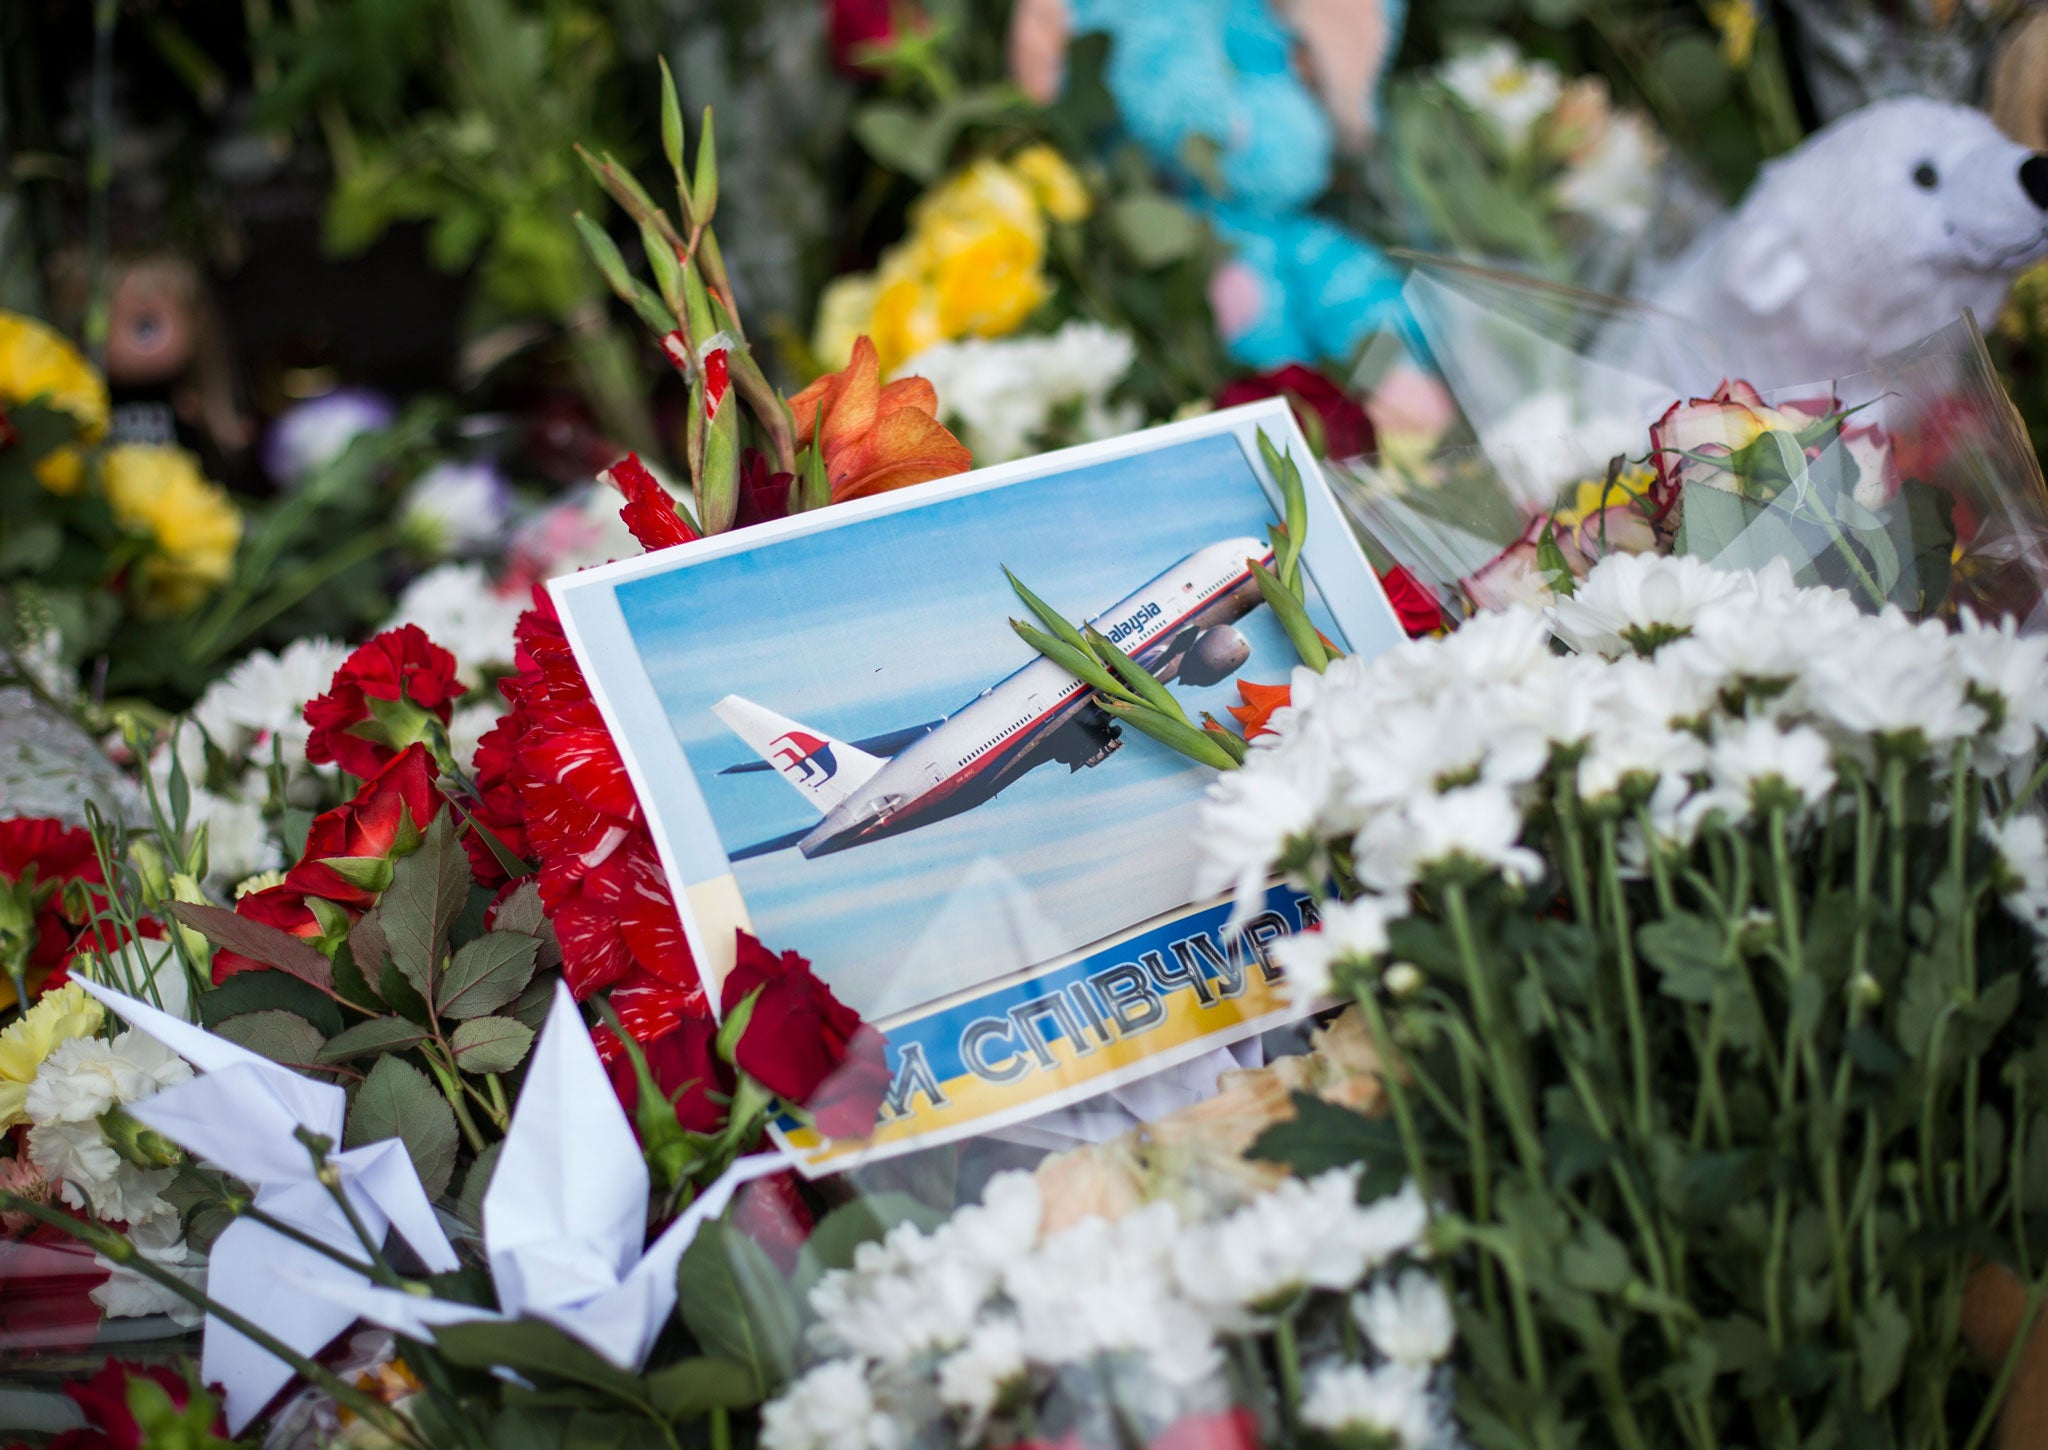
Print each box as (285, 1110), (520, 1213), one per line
(106, 268), (196, 385)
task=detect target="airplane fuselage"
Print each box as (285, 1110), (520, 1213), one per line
(796, 536), (1275, 857)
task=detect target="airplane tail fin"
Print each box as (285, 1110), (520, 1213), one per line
(711, 696), (886, 814)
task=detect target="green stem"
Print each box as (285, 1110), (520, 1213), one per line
(1444, 880), (1545, 1177)
(1601, 818), (1653, 1139)
(295, 1129), (404, 1289)
(1273, 1309), (1305, 1436)
(189, 525), (400, 666)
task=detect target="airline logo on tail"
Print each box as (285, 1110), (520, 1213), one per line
(712, 694), (885, 813)
(771, 732), (838, 785)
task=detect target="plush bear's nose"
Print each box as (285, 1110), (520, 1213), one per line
(2023, 154), (2048, 209)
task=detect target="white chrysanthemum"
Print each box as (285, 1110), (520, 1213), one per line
(1353, 1269), (1457, 1366)
(1576, 723), (1707, 804)
(1353, 784), (1544, 894)
(1271, 894), (1408, 1003)
(1701, 718), (1837, 820)
(1301, 1359), (1451, 1449)
(400, 459), (512, 557)
(1554, 109), (1664, 234)
(759, 1360), (905, 1450)
(935, 1316), (1025, 1428)
(1952, 611), (2048, 762)
(1801, 610), (1983, 751)
(1171, 1172), (1426, 1323)
(1334, 699), (1548, 816)
(1548, 553), (1750, 657)
(1985, 812), (2048, 938)
(901, 322), (1139, 464)
(188, 786), (284, 894)
(1197, 740), (1334, 929)
(1005, 1201), (1220, 1386)
(386, 564), (525, 686)
(1437, 40), (1563, 152)
(196, 636), (350, 767)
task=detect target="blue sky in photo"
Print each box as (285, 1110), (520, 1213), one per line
(612, 433), (1347, 1020)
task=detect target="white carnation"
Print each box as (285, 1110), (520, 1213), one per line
(902, 322), (1138, 464)
(759, 1360), (905, 1450)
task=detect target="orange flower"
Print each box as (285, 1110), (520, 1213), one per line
(788, 336), (972, 503)
(1226, 679), (1292, 739)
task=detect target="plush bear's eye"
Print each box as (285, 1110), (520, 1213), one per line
(1913, 161), (1940, 190)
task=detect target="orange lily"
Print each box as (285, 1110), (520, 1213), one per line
(789, 336), (973, 503)
(1226, 679), (1292, 740)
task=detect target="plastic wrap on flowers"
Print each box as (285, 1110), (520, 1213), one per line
(1334, 260), (2048, 628)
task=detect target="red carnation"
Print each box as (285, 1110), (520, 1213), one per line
(603, 452), (699, 553)
(722, 932), (890, 1139)
(49, 1360), (225, 1450)
(602, 1011), (728, 1136)
(1216, 364), (1375, 461)
(1379, 565), (1444, 638)
(0, 818), (107, 992)
(304, 625), (466, 779)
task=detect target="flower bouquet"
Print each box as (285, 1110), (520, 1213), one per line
(1337, 263), (2048, 631)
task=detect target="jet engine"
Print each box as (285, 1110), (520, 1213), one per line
(1177, 625), (1251, 687)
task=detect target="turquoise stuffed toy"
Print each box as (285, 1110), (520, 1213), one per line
(1010, 0), (1416, 368)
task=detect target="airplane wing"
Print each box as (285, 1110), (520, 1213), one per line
(716, 719), (942, 775)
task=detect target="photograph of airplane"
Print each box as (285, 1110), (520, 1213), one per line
(713, 536), (1276, 862)
(595, 427), (1376, 1018)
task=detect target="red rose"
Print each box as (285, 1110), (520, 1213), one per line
(284, 744), (442, 907)
(209, 883), (330, 983)
(51, 1360), (224, 1450)
(732, 1169), (815, 1274)
(602, 1011), (729, 1135)
(1216, 365), (1375, 461)
(304, 624), (466, 779)
(826, 0), (917, 75)
(1378, 565), (1444, 638)
(603, 452), (699, 553)
(721, 932), (891, 1139)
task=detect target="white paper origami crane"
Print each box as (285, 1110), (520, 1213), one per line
(285, 981), (791, 1371)
(75, 978), (460, 1433)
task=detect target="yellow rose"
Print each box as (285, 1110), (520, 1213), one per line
(914, 157), (1045, 239)
(931, 227), (1051, 340)
(0, 311), (110, 494)
(867, 274), (946, 376)
(101, 443), (243, 614)
(0, 982), (103, 1130)
(1010, 144), (1092, 224)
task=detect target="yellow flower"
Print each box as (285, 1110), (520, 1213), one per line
(932, 227), (1051, 341)
(812, 275), (884, 373)
(0, 982), (103, 1130)
(101, 444), (243, 614)
(1708, 0), (1759, 68)
(1010, 144), (1092, 224)
(0, 311), (109, 494)
(1553, 466), (1657, 528)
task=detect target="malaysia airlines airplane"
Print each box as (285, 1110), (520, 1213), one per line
(713, 537), (1276, 860)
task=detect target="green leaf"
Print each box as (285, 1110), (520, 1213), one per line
(1003, 568), (1091, 655)
(378, 812), (469, 1007)
(434, 1320), (646, 1402)
(676, 1220), (802, 1394)
(439, 932), (543, 1020)
(1559, 1220), (1633, 1294)
(320, 1015), (432, 1063)
(457, 1139), (502, 1229)
(1251, 557), (1330, 672)
(347, 1056), (459, 1199)
(851, 101), (952, 181)
(450, 1017), (537, 1074)
(1250, 1092), (1408, 1202)
(197, 969), (343, 1037)
(486, 881), (562, 972)
(1855, 1291), (1912, 1409)
(214, 1010), (330, 1075)
(1108, 193), (1204, 269)
(166, 900), (334, 991)
(643, 1357), (758, 1421)
(1635, 913), (1724, 1004)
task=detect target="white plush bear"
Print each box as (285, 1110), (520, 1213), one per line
(1635, 97), (2048, 390)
